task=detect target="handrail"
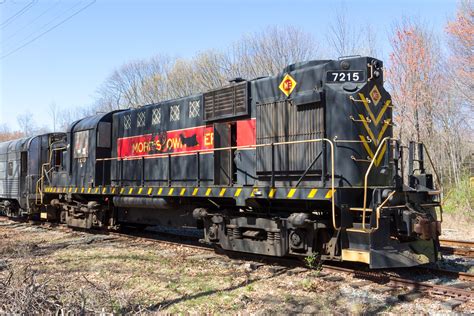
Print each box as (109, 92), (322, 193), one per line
(374, 190), (396, 231)
(95, 137), (338, 230)
(421, 143), (442, 195)
(421, 143), (443, 222)
(325, 138), (336, 230)
(35, 145), (66, 204)
(97, 138), (328, 162)
(362, 137), (392, 230)
(35, 163), (52, 204)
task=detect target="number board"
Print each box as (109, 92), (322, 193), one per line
(326, 70), (365, 83)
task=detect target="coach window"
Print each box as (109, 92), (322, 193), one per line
(73, 130), (89, 158)
(7, 161), (13, 176)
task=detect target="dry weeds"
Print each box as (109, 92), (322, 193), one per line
(0, 221), (472, 314)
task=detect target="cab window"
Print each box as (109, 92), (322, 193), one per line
(73, 130), (89, 159)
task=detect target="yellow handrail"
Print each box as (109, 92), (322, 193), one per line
(374, 190), (396, 231)
(324, 138), (337, 230)
(35, 145), (66, 205)
(95, 137), (337, 230)
(362, 137), (392, 230)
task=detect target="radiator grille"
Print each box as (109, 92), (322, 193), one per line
(256, 100), (325, 174)
(204, 82), (248, 121)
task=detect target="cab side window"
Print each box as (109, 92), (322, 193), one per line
(73, 130), (89, 159)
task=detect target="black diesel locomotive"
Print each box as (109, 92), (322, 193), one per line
(0, 56), (443, 268)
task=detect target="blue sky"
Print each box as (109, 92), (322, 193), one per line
(0, 0), (458, 130)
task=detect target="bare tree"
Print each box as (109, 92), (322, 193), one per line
(95, 55), (172, 110)
(49, 101), (59, 132)
(56, 105), (96, 131)
(386, 19), (441, 142)
(17, 112), (37, 137)
(93, 26), (319, 108)
(0, 123), (24, 142)
(231, 26), (319, 78)
(387, 17), (472, 186)
(326, 6), (379, 58)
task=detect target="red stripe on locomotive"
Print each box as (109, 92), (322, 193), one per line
(117, 118), (257, 158)
(236, 118), (256, 147)
(117, 125), (214, 158)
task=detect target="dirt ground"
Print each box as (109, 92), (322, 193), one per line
(440, 212), (474, 241)
(0, 220), (472, 314)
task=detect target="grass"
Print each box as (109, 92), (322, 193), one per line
(443, 175), (473, 215)
(4, 221), (469, 313)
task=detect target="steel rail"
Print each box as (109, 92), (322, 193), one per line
(439, 239), (474, 258)
(321, 265), (474, 301)
(2, 218), (472, 302)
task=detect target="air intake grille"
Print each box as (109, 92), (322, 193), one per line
(203, 81), (248, 121)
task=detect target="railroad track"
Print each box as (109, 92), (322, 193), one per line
(76, 226), (474, 302)
(323, 265), (474, 302)
(1, 217), (473, 303)
(440, 238), (474, 258)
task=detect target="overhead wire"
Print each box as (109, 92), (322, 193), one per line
(0, 0), (37, 29)
(2, 0), (62, 44)
(2, 0), (84, 51)
(0, 0), (96, 60)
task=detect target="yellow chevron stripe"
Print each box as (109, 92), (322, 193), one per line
(308, 188), (318, 198)
(287, 188), (296, 198)
(375, 143), (387, 167)
(269, 188), (276, 198)
(205, 188), (212, 196)
(180, 188), (186, 196)
(360, 135), (375, 158)
(219, 188), (226, 197)
(120, 188), (124, 194)
(112, 188), (116, 194)
(359, 135), (387, 167)
(168, 188), (174, 195)
(359, 116), (391, 146)
(158, 188), (163, 195)
(192, 188), (199, 196)
(137, 187), (143, 194)
(234, 188), (242, 197)
(103, 187), (107, 194)
(325, 189), (336, 199)
(359, 114), (377, 143)
(128, 188), (133, 194)
(358, 94), (391, 126)
(147, 188), (153, 195)
(250, 188), (258, 197)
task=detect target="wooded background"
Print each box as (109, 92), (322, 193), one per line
(1, 1), (472, 211)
